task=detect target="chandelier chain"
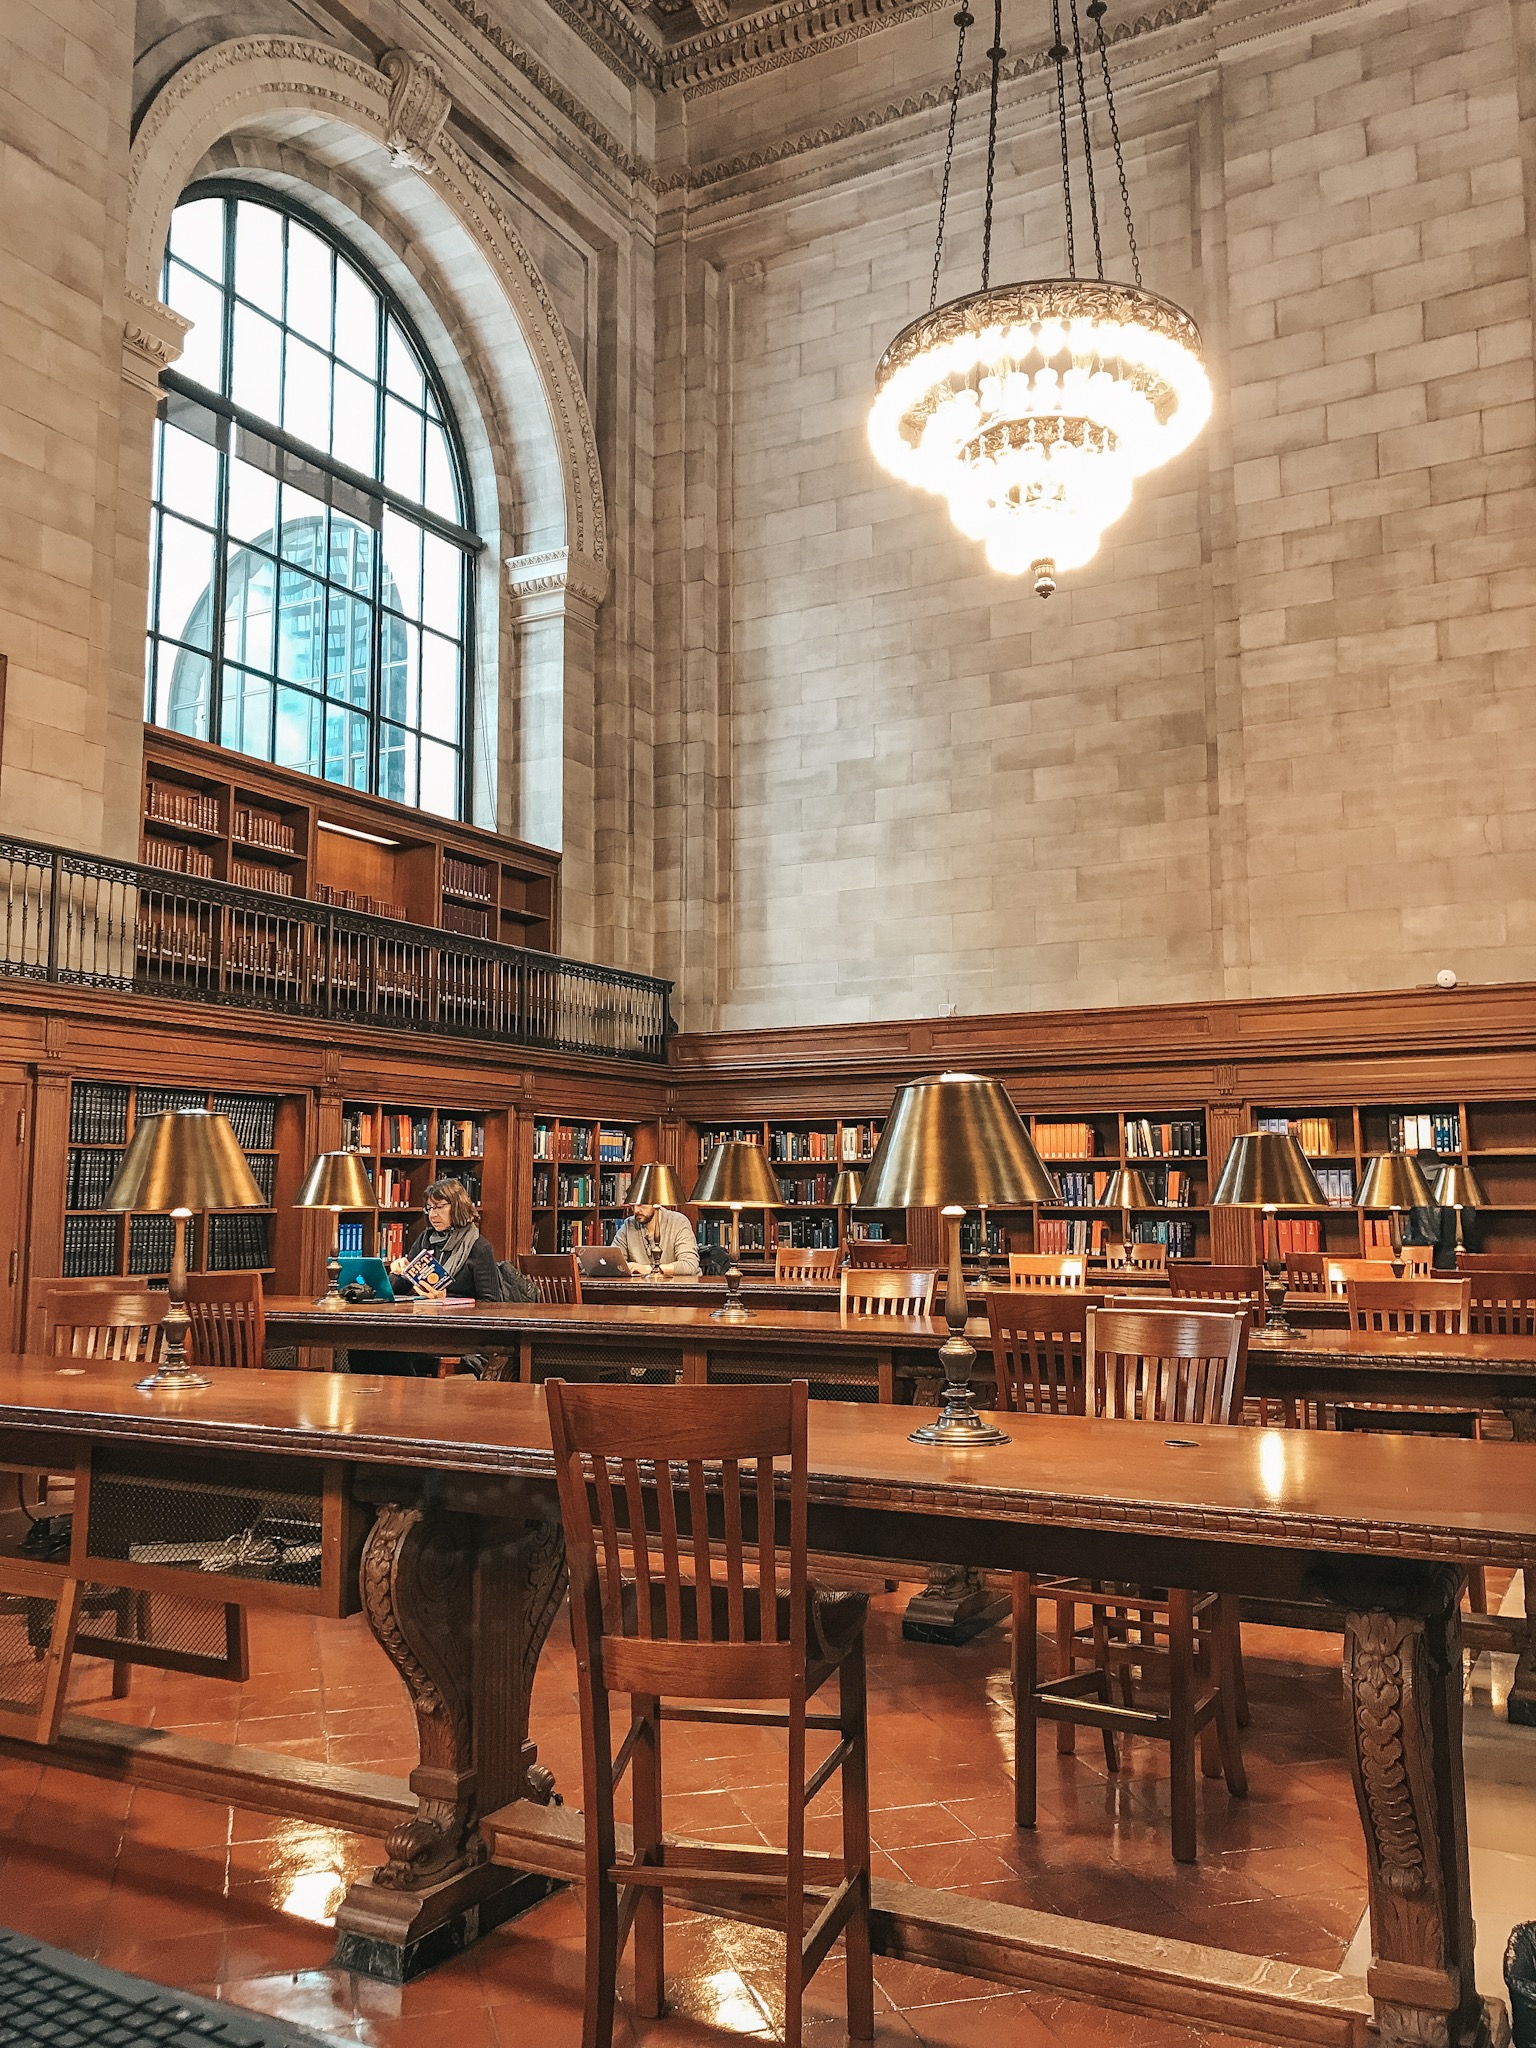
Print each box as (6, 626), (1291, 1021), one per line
(980, 0), (1004, 291)
(1050, 0), (1076, 278)
(1091, 0), (1142, 287)
(930, 7), (973, 311)
(1067, 0), (1104, 279)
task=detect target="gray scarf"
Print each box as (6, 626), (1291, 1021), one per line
(422, 1220), (479, 1284)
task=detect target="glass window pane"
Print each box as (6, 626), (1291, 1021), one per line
(385, 320), (424, 406)
(224, 546), (276, 671)
(282, 335), (332, 453)
(285, 222), (334, 349)
(325, 702), (371, 790)
(157, 422), (219, 526)
(383, 395), (423, 500)
(325, 585), (372, 706)
(423, 420), (459, 522)
(276, 491), (327, 571)
(220, 665), (273, 759)
(274, 685), (323, 776)
(419, 739), (458, 820)
(380, 512), (421, 617)
(380, 616), (418, 725)
(165, 261), (224, 392)
(328, 513), (374, 594)
(420, 533), (462, 637)
(276, 565), (325, 683)
(378, 722), (416, 806)
(230, 304), (282, 424)
(227, 449), (278, 545)
(233, 200), (284, 317)
(168, 196), (225, 280)
(160, 649), (211, 738)
(420, 632), (459, 741)
(331, 365), (376, 473)
(333, 260), (378, 378)
(154, 515), (216, 650)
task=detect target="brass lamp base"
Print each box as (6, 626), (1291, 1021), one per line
(909, 1337), (1009, 1446)
(137, 1334), (209, 1396)
(712, 1263), (752, 1322)
(315, 1255), (348, 1309)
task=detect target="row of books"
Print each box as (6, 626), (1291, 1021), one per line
(1037, 1217), (1109, 1255)
(62, 1215), (122, 1276)
(230, 860), (294, 897)
(1275, 1219), (1322, 1253)
(599, 1173), (633, 1206)
(1258, 1114), (1336, 1155)
(768, 1129), (838, 1161)
(232, 804), (297, 853)
(1056, 1170), (1112, 1205)
(314, 881), (405, 921)
(1391, 1111), (1461, 1154)
(558, 1173), (596, 1207)
(841, 1124), (881, 1160)
(598, 1130), (634, 1163)
(1125, 1119), (1205, 1158)
(1128, 1220), (1197, 1256)
(699, 1127), (764, 1157)
(773, 1217), (840, 1249)
(144, 837), (214, 878)
(334, 1218), (408, 1262)
(699, 1216), (767, 1252)
(775, 1173), (845, 1205)
(533, 1122), (594, 1161)
(443, 853), (494, 901)
(345, 1110), (431, 1153)
(208, 1093), (279, 1150)
(146, 782), (219, 833)
(1314, 1165), (1356, 1208)
(442, 901), (492, 939)
(436, 1117), (484, 1158)
(1033, 1122), (1098, 1159)
(960, 1220), (1006, 1256)
(65, 1148), (124, 1210)
(375, 1166), (418, 1207)
(70, 1082), (131, 1145)
(208, 1216), (271, 1270)
(556, 1218), (599, 1249)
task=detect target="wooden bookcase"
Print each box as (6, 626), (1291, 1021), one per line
(338, 1102), (506, 1263)
(64, 1081), (298, 1280)
(693, 1119), (900, 1266)
(142, 730), (560, 951)
(530, 1118), (642, 1253)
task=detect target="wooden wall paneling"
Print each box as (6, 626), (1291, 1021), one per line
(0, 1074), (32, 1350)
(269, 1090), (318, 1296)
(1206, 1105), (1251, 1264)
(478, 1107), (514, 1269)
(24, 1069), (73, 1344)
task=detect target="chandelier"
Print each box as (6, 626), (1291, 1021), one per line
(867, 0), (1211, 596)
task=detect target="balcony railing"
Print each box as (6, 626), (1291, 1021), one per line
(0, 839), (672, 1064)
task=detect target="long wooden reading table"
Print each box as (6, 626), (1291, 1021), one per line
(0, 1355), (1529, 2047)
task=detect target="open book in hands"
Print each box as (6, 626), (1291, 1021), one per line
(395, 1248), (450, 1296)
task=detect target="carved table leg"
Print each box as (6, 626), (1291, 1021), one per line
(1501, 1400), (1536, 1727)
(333, 1504), (568, 1981)
(1313, 1560), (1508, 2048)
(902, 1566), (1009, 1645)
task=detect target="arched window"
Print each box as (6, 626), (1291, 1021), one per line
(146, 185), (478, 819)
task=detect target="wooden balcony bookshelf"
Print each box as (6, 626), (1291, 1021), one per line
(337, 1102), (506, 1264)
(142, 730), (560, 950)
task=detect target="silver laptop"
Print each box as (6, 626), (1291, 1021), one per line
(574, 1245), (630, 1279)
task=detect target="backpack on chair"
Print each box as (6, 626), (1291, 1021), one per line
(499, 1261), (539, 1302)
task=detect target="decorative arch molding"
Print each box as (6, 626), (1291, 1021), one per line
(126, 34), (607, 588)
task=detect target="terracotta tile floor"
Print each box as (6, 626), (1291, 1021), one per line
(0, 1584), (1514, 2047)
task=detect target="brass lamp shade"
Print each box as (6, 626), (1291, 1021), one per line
(1356, 1153), (1433, 1213)
(830, 1170), (863, 1208)
(104, 1109), (265, 1214)
(857, 1073), (1058, 1209)
(689, 1141), (783, 1209)
(1433, 1162), (1487, 1209)
(626, 1161), (688, 1209)
(294, 1151), (378, 1211)
(1098, 1166), (1158, 1212)
(1211, 1130), (1330, 1211)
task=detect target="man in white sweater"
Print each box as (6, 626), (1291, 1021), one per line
(610, 1200), (701, 1278)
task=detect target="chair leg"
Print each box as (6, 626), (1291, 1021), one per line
(1219, 1594), (1250, 1729)
(1213, 1612), (1249, 1801)
(583, 1691), (622, 2048)
(838, 1640), (875, 2043)
(630, 1699), (665, 2021)
(1054, 1591), (1076, 1754)
(1197, 1605), (1222, 1782)
(1467, 1566), (1488, 1615)
(1012, 1573), (1038, 1829)
(1089, 1604), (1119, 1774)
(785, 1684), (807, 2048)
(1166, 1588), (1198, 1865)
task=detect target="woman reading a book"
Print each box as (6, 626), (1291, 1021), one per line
(352, 1180), (503, 1378)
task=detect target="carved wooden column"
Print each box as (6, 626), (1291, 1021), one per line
(1312, 1560), (1502, 2048)
(333, 1501), (567, 1980)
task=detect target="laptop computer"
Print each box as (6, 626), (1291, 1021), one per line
(574, 1245), (630, 1279)
(336, 1254), (397, 1301)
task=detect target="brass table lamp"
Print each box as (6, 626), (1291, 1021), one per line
(294, 1151), (379, 1305)
(103, 1109), (267, 1394)
(1433, 1161), (1487, 1254)
(831, 1169), (862, 1268)
(624, 1161), (688, 1275)
(859, 1072), (1059, 1446)
(1097, 1165), (1158, 1268)
(1356, 1153), (1432, 1278)
(689, 1141), (782, 1320)
(1211, 1130), (1330, 1334)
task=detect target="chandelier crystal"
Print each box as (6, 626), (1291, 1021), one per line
(868, 0), (1211, 596)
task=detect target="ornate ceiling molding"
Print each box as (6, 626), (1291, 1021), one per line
(665, 0), (944, 95)
(380, 48), (453, 168)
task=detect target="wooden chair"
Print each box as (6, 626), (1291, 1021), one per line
(1127, 1241), (1167, 1272)
(1167, 1262), (1265, 1327)
(1363, 1242), (1433, 1273)
(1283, 1253), (1328, 1294)
(1326, 1253), (1431, 1295)
(524, 1251), (583, 1305)
(839, 1269), (937, 1317)
(34, 1280), (167, 1362)
(1014, 1306), (1249, 1863)
(185, 1271), (265, 1369)
(1462, 1268), (1536, 1337)
(546, 1379), (874, 2048)
(1344, 1276), (1470, 1335)
(1007, 1253), (1087, 1289)
(1457, 1250), (1513, 1270)
(987, 1289), (1095, 1415)
(775, 1246), (840, 1282)
(842, 1241), (911, 1269)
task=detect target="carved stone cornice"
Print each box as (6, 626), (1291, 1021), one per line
(122, 286), (192, 394)
(664, 0), (943, 95)
(506, 546), (609, 619)
(380, 48), (452, 170)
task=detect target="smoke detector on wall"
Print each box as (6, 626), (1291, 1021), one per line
(1435, 969), (1458, 989)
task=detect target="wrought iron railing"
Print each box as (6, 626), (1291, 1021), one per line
(0, 839), (672, 1064)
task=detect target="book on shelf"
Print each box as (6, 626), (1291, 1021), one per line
(774, 1171), (839, 1206)
(1036, 1216), (1108, 1255)
(128, 1214), (175, 1275)
(700, 1126), (764, 1156)
(70, 1082), (130, 1145)
(1124, 1118), (1204, 1158)
(380, 1221), (407, 1262)
(557, 1217), (598, 1250)
(146, 782), (219, 833)
(435, 1115), (484, 1158)
(1033, 1121), (1096, 1159)
(1131, 1219), (1197, 1257)
(597, 1129), (634, 1164)
(960, 1218), (1006, 1256)
(62, 1214), (121, 1277)
(1139, 1168), (1198, 1208)
(137, 1086), (208, 1117)
(1276, 1219), (1322, 1254)
(768, 1129), (838, 1162)
(698, 1215), (766, 1252)
(1256, 1114), (1335, 1155)
(208, 1215), (270, 1270)
(845, 1223), (896, 1243)
(144, 837), (215, 878)
(558, 1172), (596, 1207)
(1389, 1110), (1460, 1154)
(66, 1148), (125, 1210)
(209, 1094), (278, 1150)
(532, 1168), (552, 1208)
(442, 900), (492, 939)
(533, 1122), (593, 1162)
(775, 1216), (840, 1249)
(375, 1165), (416, 1208)
(599, 1171), (633, 1207)
(442, 854), (493, 901)
(336, 1219), (366, 1258)
(230, 860), (294, 897)
(839, 1123), (881, 1161)
(1055, 1169), (1112, 1205)
(1313, 1164), (1356, 1207)
(231, 804), (296, 853)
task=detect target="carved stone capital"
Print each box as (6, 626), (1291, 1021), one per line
(122, 287), (192, 395)
(380, 49), (452, 171)
(505, 546), (608, 623)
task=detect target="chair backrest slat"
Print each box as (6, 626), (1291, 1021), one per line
(1463, 1268), (1536, 1337)
(840, 1269), (937, 1316)
(986, 1290), (1098, 1414)
(775, 1246), (840, 1282)
(1007, 1253), (1087, 1289)
(36, 1281), (168, 1364)
(1085, 1307), (1248, 1424)
(687, 1459), (713, 1640)
(1344, 1277), (1471, 1335)
(1127, 1241), (1167, 1271)
(185, 1271), (265, 1369)
(525, 1251), (583, 1304)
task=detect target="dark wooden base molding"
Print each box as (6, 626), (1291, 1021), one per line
(332, 1865), (559, 1983)
(901, 1566), (1010, 1643)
